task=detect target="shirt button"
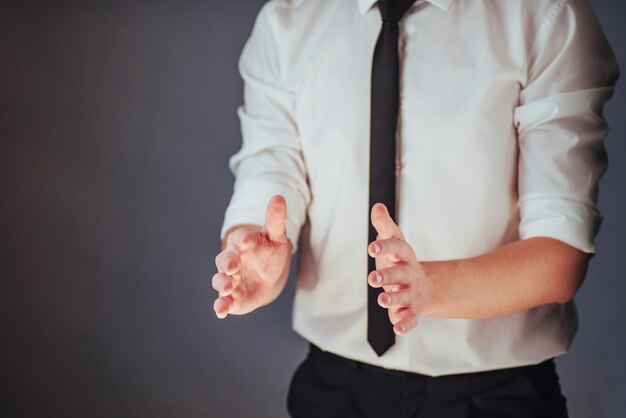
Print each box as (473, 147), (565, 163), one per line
(395, 159), (403, 175)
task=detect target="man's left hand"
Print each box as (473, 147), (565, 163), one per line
(368, 203), (439, 336)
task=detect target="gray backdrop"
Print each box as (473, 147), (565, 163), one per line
(1, 1), (624, 417)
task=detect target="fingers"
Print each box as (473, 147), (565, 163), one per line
(264, 194), (288, 242)
(370, 203), (404, 240)
(388, 307), (419, 335)
(393, 311), (419, 336)
(368, 264), (415, 288)
(368, 237), (415, 262)
(215, 250), (240, 275)
(212, 272), (233, 296)
(214, 295), (233, 319)
(378, 289), (412, 308)
(226, 227), (257, 252)
(212, 270), (235, 319)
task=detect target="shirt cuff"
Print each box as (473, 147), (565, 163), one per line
(518, 197), (603, 254)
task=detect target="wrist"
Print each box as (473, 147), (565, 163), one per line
(419, 259), (458, 317)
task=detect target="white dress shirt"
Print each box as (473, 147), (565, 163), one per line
(220, 0), (619, 376)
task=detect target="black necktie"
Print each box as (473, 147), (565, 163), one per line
(367, 0), (416, 357)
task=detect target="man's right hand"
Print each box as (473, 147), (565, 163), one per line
(212, 194), (293, 319)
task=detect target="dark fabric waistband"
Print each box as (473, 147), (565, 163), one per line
(308, 343), (555, 380)
(309, 343), (410, 377)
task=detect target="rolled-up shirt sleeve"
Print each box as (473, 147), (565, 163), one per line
(513, 0), (620, 254)
(220, 3), (310, 254)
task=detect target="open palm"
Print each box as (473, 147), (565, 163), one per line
(212, 195), (291, 317)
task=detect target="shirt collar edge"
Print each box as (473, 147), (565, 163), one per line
(356, 0), (455, 15)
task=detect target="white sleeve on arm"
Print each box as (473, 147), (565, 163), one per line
(220, 3), (310, 254)
(513, 0), (620, 255)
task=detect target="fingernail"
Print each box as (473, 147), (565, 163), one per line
(399, 324), (405, 334)
(375, 272), (383, 285)
(374, 243), (381, 253)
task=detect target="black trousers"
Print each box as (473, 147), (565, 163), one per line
(287, 344), (569, 418)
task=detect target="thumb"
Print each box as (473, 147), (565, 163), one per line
(371, 202), (404, 240)
(264, 194), (288, 243)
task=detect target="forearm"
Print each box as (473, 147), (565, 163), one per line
(422, 237), (591, 319)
